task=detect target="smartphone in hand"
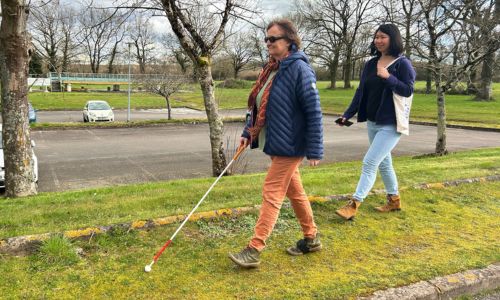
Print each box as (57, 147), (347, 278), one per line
(335, 117), (353, 127)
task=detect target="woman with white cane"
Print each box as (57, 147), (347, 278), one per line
(228, 18), (324, 268)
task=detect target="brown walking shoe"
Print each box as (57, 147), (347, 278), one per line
(335, 198), (362, 220)
(228, 246), (260, 268)
(375, 194), (401, 212)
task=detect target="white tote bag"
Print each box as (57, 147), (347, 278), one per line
(386, 57), (412, 135)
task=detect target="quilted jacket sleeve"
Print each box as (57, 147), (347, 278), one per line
(343, 60), (370, 120)
(296, 61), (324, 160)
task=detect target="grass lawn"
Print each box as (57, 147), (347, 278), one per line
(0, 148), (499, 239)
(28, 81), (500, 129)
(0, 148), (498, 298)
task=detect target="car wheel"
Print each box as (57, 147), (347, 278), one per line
(83, 116), (88, 123)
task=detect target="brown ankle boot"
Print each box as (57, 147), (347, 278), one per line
(375, 194), (401, 212)
(335, 198), (361, 220)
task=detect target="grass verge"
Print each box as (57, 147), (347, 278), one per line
(30, 117), (244, 130)
(0, 180), (498, 298)
(0, 147), (498, 240)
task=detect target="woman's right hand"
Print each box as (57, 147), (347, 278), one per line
(337, 117), (347, 126)
(240, 137), (250, 148)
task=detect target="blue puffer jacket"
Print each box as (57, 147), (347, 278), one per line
(242, 51), (323, 160)
(343, 55), (416, 124)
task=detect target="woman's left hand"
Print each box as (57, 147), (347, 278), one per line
(309, 159), (320, 167)
(377, 66), (390, 79)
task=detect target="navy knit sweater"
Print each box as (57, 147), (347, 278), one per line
(343, 55), (416, 124)
(242, 51), (323, 160)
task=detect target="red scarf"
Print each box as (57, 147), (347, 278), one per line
(247, 59), (279, 141)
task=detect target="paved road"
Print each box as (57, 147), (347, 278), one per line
(30, 115), (500, 192)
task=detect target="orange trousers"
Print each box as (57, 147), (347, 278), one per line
(249, 156), (318, 251)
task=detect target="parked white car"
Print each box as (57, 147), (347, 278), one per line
(0, 125), (38, 189)
(83, 100), (114, 122)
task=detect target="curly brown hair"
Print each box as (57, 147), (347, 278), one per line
(266, 18), (302, 50)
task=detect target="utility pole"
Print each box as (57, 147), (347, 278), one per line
(127, 42), (132, 122)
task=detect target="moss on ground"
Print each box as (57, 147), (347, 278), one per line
(0, 181), (498, 299)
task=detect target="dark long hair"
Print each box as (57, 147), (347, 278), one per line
(370, 24), (403, 57)
(266, 18), (302, 51)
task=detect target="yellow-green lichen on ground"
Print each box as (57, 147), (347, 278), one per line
(1, 181), (498, 299)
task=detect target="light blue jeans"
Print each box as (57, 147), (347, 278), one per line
(353, 121), (401, 202)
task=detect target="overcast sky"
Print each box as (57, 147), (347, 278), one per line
(260, 0), (293, 16)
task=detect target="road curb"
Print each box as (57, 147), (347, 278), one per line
(358, 263), (500, 300)
(0, 205), (259, 256)
(409, 121), (500, 132)
(324, 113), (500, 132)
(1, 174), (498, 256)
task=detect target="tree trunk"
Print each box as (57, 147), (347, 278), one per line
(405, 21), (412, 57)
(0, 0), (38, 197)
(329, 66), (336, 89)
(343, 49), (352, 89)
(108, 43), (118, 74)
(165, 96), (172, 120)
(435, 75), (447, 155)
(426, 67), (432, 94)
(61, 35), (70, 73)
(467, 68), (477, 95)
(328, 48), (340, 89)
(196, 62), (227, 176)
(477, 52), (494, 100)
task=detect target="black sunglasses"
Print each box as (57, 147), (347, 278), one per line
(264, 36), (286, 43)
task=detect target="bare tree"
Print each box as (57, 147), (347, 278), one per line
(296, 0), (376, 88)
(0, 0), (37, 197)
(296, 0), (345, 89)
(130, 13), (156, 74)
(223, 31), (254, 79)
(248, 26), (267, 66)
(78, 3), (122, 73)
(415, 0), (495, 155)
(59, 6), (79, 72)
(29, 0), (64, 72)
(140, 65), (188, 119)
(296, 0), (375, 88)
(379, 0), (420, 58)
(107, 18), (127, 74)
(158, 0), (255, 176)
(470, 0), (499, 100)
(161, 33), (192, 75)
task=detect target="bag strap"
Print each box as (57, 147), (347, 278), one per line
(385, 56), (402, 69)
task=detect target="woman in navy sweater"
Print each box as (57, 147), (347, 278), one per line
(229, 19), (324, 268)
(335, 24), (416, 220)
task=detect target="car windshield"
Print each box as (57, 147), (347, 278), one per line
(88, 102), (110, 110)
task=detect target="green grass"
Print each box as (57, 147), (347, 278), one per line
(29, 81), (500, 128)
(0, 179), (498, 298)
(316, 81), (500, 128)
(32, 236), (80, 266)
(0, 148), (499, 239)
(30, 117), (244, 130)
